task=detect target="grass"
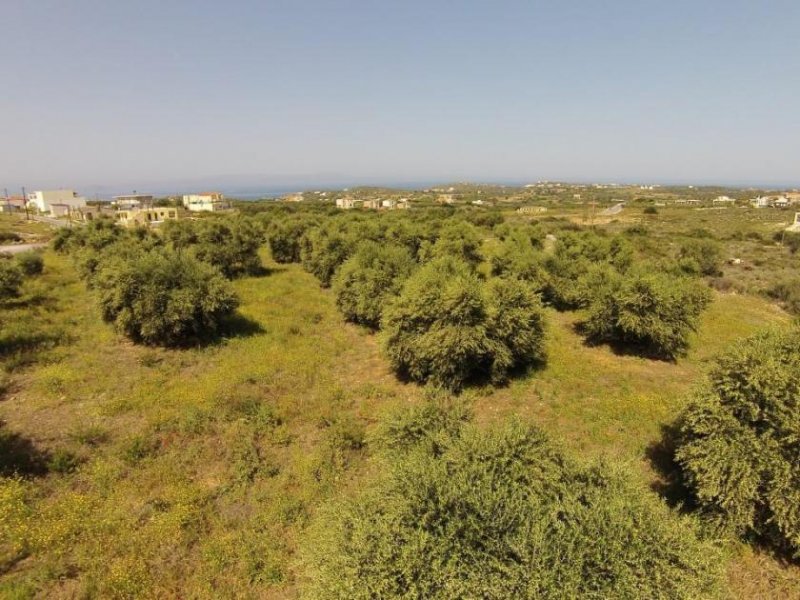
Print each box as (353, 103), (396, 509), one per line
(0, 251), (399, 597)
(0, 214), (52, 243)
(0, 232), (798, 596)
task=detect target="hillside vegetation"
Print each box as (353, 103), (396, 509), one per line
(0, 202), (798, 598)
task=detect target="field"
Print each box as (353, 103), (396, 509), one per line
(1, 205), (799, 598)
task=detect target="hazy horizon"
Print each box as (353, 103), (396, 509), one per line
(3, 1), (799, 190)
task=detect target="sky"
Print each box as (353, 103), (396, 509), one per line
(2, 0), (800, 194)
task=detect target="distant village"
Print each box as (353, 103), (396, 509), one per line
(0, 190), (231, 227)
(2, 183), (800, 233)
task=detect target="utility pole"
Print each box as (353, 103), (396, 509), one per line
(3, 188), (8, 212)
(22, 186), (30, 221)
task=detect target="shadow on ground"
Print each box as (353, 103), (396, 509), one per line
(644, 423), (695, 510)
(0, 421), (50, 477)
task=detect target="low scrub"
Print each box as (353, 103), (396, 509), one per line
(675, 328), (800, 557)
(678, 238), (723, 276)
(768, 279), (800, 316)
(303, 411), (725, 599)
(0, 261), (23, 300)
(14, 251), (44, 276)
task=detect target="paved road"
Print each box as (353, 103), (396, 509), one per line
(0, 243), (47, 255)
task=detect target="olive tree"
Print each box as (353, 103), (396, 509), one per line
(332, 241), (416, 329)
(268, 215), (319, 263)
(300, 222), (357, 287)
(583, 270), (712, 359)
(675, 328), (800, 556)
(381, 257), (546, 389)
(303, 413), (725, 599)
(94, 248), (239, 346)
(193, 217), (264, 278)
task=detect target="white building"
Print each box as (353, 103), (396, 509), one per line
(774, 196), (790, 208)
(27, 189), (87, 214)
(713, 195), (736, 205)
(113, 194), (154, 210)
(335, 197), (356, 209)
(182, 192), (230, 212)
(751, 196), (771, 208)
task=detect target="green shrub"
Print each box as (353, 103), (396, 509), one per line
(0, 231), (21, 243)
(72, 218), (128, 252)
(372, 394), (471, 455)
(767, 279), (800, 315)
(382, 258), (546, 389)
(193, 217), (264, 278)
(540, 231), (633, 309)
(14, 251), (44, 276)
(301, 223), (357, 287)
(678, 239), (723, 276)
(0, 261), (23, 300)
(785, 232), (800, 254)
(94, 248), (239, 346)
(268, 216), (318, 263)
(675, 328), (800, 556)
(419, 221), (483, 267)
(644, 205), (659, 214)
(47, 448), (80, 474)
(303, 417), (724, 599)
(332, 241), (416, 329)
(464, 210), (503, 228)
(489, 230), (547, 288)
(161, 219), (199, 250)
(583, 270), (712, 359)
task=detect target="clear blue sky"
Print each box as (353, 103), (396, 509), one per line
(3, 0), (799, 192)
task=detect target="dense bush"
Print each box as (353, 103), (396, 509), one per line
(161, 219), (199, 250)
(0, 231), (21, 243)
(583, 270), (712, 359)
(768, 279), (800, 316)
(419, 220), (483, 267)
(268, 215), (318, 263)
(304, 413), (724, 599)
(0, 261), (23, 300)
(193, 217), (264, 278)
(540, 231), (633, 309)
(675, 328), (800, 556)
(93, 248), (239, 346)
(382, 258), (546, 389)
(786, 231), (800, 254)
(678, 238), (723, 276)
(489, 230), (547, 288)
(464, 209), (504, 228)
(331, 241), (416, 328)
(301, 222), (357, 287)
(14, 251), (44, 276)
(52, 218), (126, 254)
